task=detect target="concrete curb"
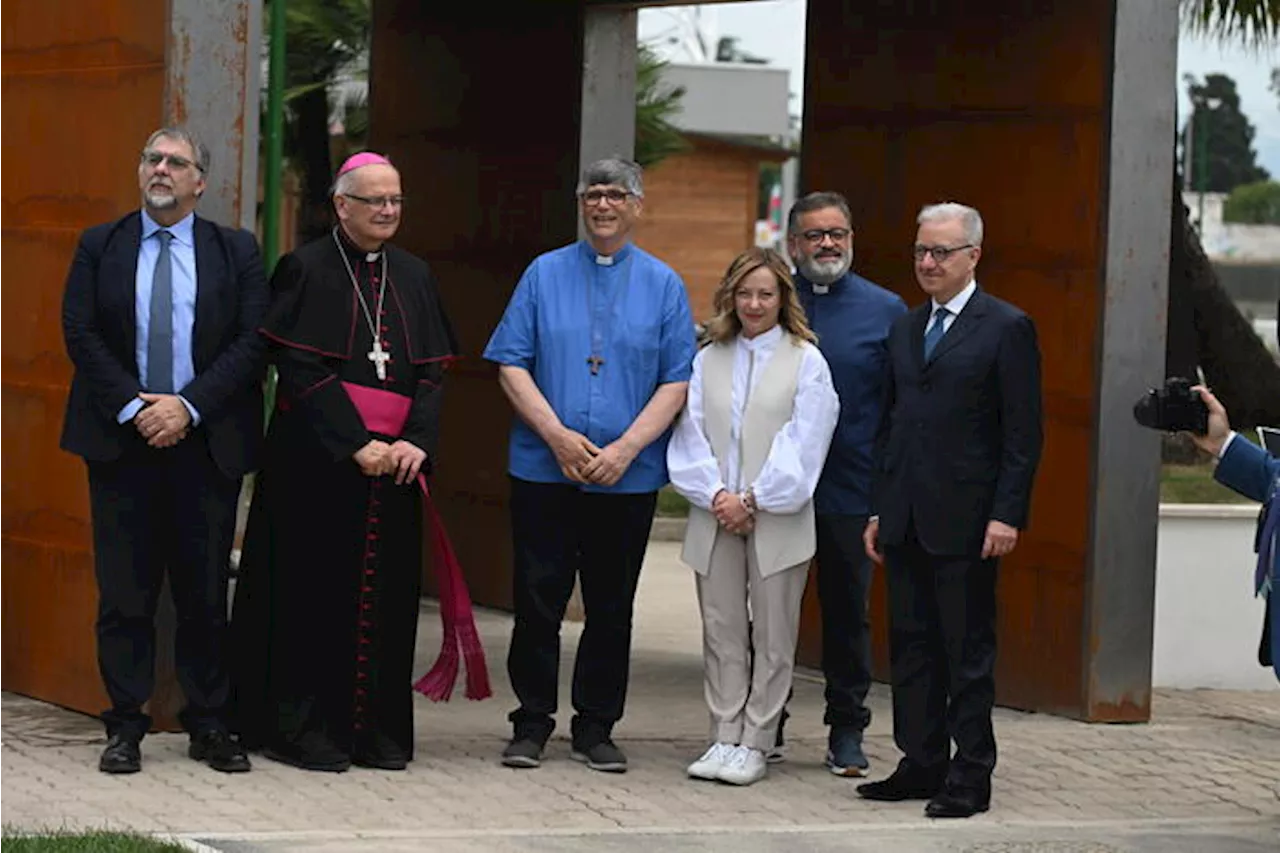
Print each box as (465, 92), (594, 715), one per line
(649, 515), (686, 542)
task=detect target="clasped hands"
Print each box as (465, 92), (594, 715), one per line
(353, 439), (427, 484)
(133, 392), (191, 448)
(549, 427), (636, 487)
(712, 489), (754, 536)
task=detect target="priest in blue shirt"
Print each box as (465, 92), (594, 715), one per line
(790, 192), (907, 777)
(484, 158), (696, 773)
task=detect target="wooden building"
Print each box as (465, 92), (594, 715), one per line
(635, 133), (792, 321)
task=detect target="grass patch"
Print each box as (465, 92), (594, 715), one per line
(1160, 463), (1255, 504)
(656, 485), (690, 517)
(0, 830), (189, 852)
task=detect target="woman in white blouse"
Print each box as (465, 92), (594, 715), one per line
(667, 248), (839, 786)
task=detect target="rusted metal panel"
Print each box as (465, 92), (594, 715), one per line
(166, 0), (261, 231)
(2, 0), (167, 719)
(370, 0), (586, 611)
(799, 0), (1128, 719)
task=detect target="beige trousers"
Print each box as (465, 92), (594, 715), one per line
(696, 527), (809, 751)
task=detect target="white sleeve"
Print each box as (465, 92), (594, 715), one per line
(750, 345), (840, 514)
(665, 350), (726, 511)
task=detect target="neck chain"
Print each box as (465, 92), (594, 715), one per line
(333, 228), (391, 380)
(585, 248), (631, 376)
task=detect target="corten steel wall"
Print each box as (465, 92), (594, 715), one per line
(2, 0), (260, 722)
(797, 0), (1172, 720)
(368, 2), (585, 610)
(2, 1), (169, 717)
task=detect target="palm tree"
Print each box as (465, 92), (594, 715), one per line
(268, 0), (371, 244)
(635, 44), (689, 168)
(1172, 1), (1280, 427)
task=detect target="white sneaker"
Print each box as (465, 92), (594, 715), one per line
(687, 742), (735, 780)
(717, 745), (767, 786)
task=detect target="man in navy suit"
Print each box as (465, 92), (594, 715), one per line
(60, 127), (268, 774)
(858, 202), (1043, 818)
(1190, 386), (1279, 682)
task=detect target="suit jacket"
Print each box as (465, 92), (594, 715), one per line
(872, 286), (1043, 556)
(60, 211), (268, 479)
(1213, 435), (1280, 680)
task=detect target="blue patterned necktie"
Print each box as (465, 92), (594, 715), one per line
(148, 229), (174, 392)
(923, 306), (950, 361)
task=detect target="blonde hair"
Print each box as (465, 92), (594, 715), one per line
(703, 248), (817, 345)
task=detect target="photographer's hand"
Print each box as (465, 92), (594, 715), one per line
(1189, 385), (1233, 458)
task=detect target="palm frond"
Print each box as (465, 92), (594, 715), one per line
(1180, 0), (1280, 47)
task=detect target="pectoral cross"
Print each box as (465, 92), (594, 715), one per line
(368, 340), (390, 381)
(587, 354), (604, 376)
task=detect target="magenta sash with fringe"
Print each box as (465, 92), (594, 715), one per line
(343, 381), (491, 702)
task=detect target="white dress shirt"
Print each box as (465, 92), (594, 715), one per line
(927, 278), (978, 335)
(668, 324), (840, 514)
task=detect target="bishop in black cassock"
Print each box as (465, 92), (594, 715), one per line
(231, 153), (459, 772)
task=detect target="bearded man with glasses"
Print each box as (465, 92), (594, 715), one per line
(484, 158), (696, 773)
(60, 127), (268, 775)
(858, 202), (1043, 819)
(777, 192), (907, 779)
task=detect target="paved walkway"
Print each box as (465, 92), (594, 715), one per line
(4, 542), (1279, 851)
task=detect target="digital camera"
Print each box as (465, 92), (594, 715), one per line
(1132, 377), (1209, 435)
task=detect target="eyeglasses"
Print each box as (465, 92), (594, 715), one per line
(141, 150), (199, 172)
(913, 243), (974, 263)
(343, 193), (406, 209)
(580, 189), (632, 205)
(800, 228), (851, 244)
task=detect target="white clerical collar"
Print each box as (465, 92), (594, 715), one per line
(933, 279), (978, 317)
(595, 254), (614, 266)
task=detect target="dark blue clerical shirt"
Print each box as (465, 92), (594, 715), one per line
(799, 271), (908, 516)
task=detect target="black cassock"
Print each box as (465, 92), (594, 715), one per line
(231, 229), (456, 768)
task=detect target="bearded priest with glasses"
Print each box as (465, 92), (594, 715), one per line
(231, 152), (489, 775)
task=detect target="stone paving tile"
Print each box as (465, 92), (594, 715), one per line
(4, 542), (1279, 845)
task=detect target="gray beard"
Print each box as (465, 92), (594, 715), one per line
(145, 192), (178, 210)
(799, 254), (851, 285)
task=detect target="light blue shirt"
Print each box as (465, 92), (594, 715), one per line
(117, 211), (200, 425)
(483, 240), (696, 493)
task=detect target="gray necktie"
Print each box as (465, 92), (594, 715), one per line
(148, 229), (174, 392)
(923, 307), (950, 361)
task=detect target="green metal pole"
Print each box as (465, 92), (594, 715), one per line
(262, 0), (286, 426)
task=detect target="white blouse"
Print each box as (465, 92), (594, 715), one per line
(667, 325), (840, 514)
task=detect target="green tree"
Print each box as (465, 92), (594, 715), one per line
(1223, 179), (1280, 222)
(1170, 1), (1280, 427)
(635, 44), (688, 169)
(266, 0), (371, 244)
(1181, 72), (1270, 192)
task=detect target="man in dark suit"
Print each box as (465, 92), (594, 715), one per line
(858, 202), (1043, 818)
(61, 127), (268, 774)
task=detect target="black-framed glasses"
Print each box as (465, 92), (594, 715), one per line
(801, 228), (851, 244)
(913, 243), (974, 262)
(343, 193), (406, 209)
(580, 188), (632, 205)
(141, 150), (199, 172)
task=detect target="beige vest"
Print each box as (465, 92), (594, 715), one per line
(682, 333), (815, 578)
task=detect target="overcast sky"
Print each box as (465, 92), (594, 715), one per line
(638, 1), (1280, 178)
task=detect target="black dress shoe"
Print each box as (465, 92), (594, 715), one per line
(189, 729), (252, 773)
(856, 770), (944, 802)
(99, 734), (141, 774)
(262, 730), (350, 773)
(925, 788), (990, 818)
(352, 731), (409, 771)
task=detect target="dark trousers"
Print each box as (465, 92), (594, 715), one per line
(88, 434), (241, 741)
(883, 525), (997, 791)
(506, 477), (657, 744)
(815, 513), (873, 731)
